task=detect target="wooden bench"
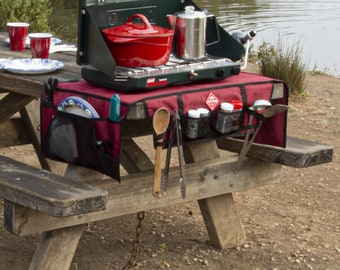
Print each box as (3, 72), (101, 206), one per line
(0, 155), (107, 217)
(1, 136), (332, 235)
(3, 151), (281, 236)
(217, 136), (333, 167)
(0, 137), (333, 270)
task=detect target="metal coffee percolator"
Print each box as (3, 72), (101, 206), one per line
(168, 6), (220, 60)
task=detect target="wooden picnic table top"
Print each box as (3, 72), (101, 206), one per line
(0, 32), (81, 98)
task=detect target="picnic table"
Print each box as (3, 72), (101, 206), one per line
(0, 32), (333, 270)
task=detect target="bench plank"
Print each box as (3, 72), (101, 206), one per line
(0, 155), (107, 217)
(216, 136), (333, 168)
(5, 156), (282, 235)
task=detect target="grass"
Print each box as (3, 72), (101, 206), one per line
(251, 38), (307, 96)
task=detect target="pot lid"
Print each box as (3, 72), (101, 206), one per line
(102, 14), (173, 38)
(177, 6), (206, 19)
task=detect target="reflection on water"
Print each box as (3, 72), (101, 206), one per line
(198, 0), (340, 75)
(49, 0), (339, 75)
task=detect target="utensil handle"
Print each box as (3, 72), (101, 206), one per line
(236, 118), (262, 171)
(235, 115), (253, 171)
(153, 145), (163, 196)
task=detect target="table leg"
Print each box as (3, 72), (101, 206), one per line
(183, 140), (246, 249)
(198, 194), (246, 249)
(0, 92), (34, 123)
(28, 165), (88, 269)
(29, 225), (83, 270)
(27, 138), (154, 269)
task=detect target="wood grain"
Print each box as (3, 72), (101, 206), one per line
(5, 155), (282, 235)
(0, 155), (107, 217)
(217, 136), (333, 167)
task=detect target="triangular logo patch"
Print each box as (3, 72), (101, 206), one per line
(206, 92), (219, 111)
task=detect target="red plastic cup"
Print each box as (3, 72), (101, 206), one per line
(28, 33), (53, 59)
(7, 22), (29, 51)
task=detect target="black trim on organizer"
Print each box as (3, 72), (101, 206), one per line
(177, 94), (184, 116)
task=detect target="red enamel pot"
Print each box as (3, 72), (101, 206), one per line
(102, 14), (174, 67)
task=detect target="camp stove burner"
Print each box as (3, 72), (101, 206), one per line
(81, 55), (240, 91)
(116, 56), (236, 78)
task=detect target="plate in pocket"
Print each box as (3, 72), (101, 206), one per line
(57, 96), (99, 118)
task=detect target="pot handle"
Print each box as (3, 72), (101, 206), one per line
(206, 15), (221, 47)
(125, 14), (154, 30)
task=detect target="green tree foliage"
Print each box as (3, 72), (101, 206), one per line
(0, 0), (52, 32)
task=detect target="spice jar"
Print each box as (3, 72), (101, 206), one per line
(197, 108), (210, 138)
(186, 109), (200, 139)
(215, 102), (234, 133)
(230, 100), (243, 131)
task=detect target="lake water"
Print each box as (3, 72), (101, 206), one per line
(50, 0), (339, 76)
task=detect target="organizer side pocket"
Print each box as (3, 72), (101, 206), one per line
(42, 110), (120, 181)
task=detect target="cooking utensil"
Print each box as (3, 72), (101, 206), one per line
(174, 110), (186, 199)
(235, 116), (263, 172)
(162, 112), (176, 193)
(261, 104), (289, 118)
(235, 100), (272, 172)
(153, 108), (171, 196)
(44, 77), (58, 103)
(102, 14), (174, 67)
(235, 103), (289, 172)
(167, 5), (220, 60)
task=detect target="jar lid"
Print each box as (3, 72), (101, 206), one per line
(197, 108), (210, 117)
(220, 102), (234, 111)
(188, 109), (200, 118)
(231, 100), (243, 110)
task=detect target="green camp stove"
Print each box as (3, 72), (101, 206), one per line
(77, 0), (245, 92)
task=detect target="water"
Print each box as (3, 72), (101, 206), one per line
(203, 0), (340, 76)
(50, 0), (339, 76)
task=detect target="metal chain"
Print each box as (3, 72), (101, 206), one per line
(122, 211), (145, 270)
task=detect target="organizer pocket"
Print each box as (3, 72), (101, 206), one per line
(42, 110), (120, 181)
(181, 109), (247, 142)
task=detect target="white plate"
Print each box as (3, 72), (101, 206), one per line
(1, 58), (64, 74)
(0, 58), (8, 68)
(57, 96), (100, 119)
(5, 36), (62, 48)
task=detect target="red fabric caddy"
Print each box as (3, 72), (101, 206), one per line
(41, 72), (288, 181)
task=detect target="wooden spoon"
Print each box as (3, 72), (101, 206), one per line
(152, 108), (170, 196)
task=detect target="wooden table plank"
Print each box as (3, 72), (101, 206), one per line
(0, 32), (81, 99)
